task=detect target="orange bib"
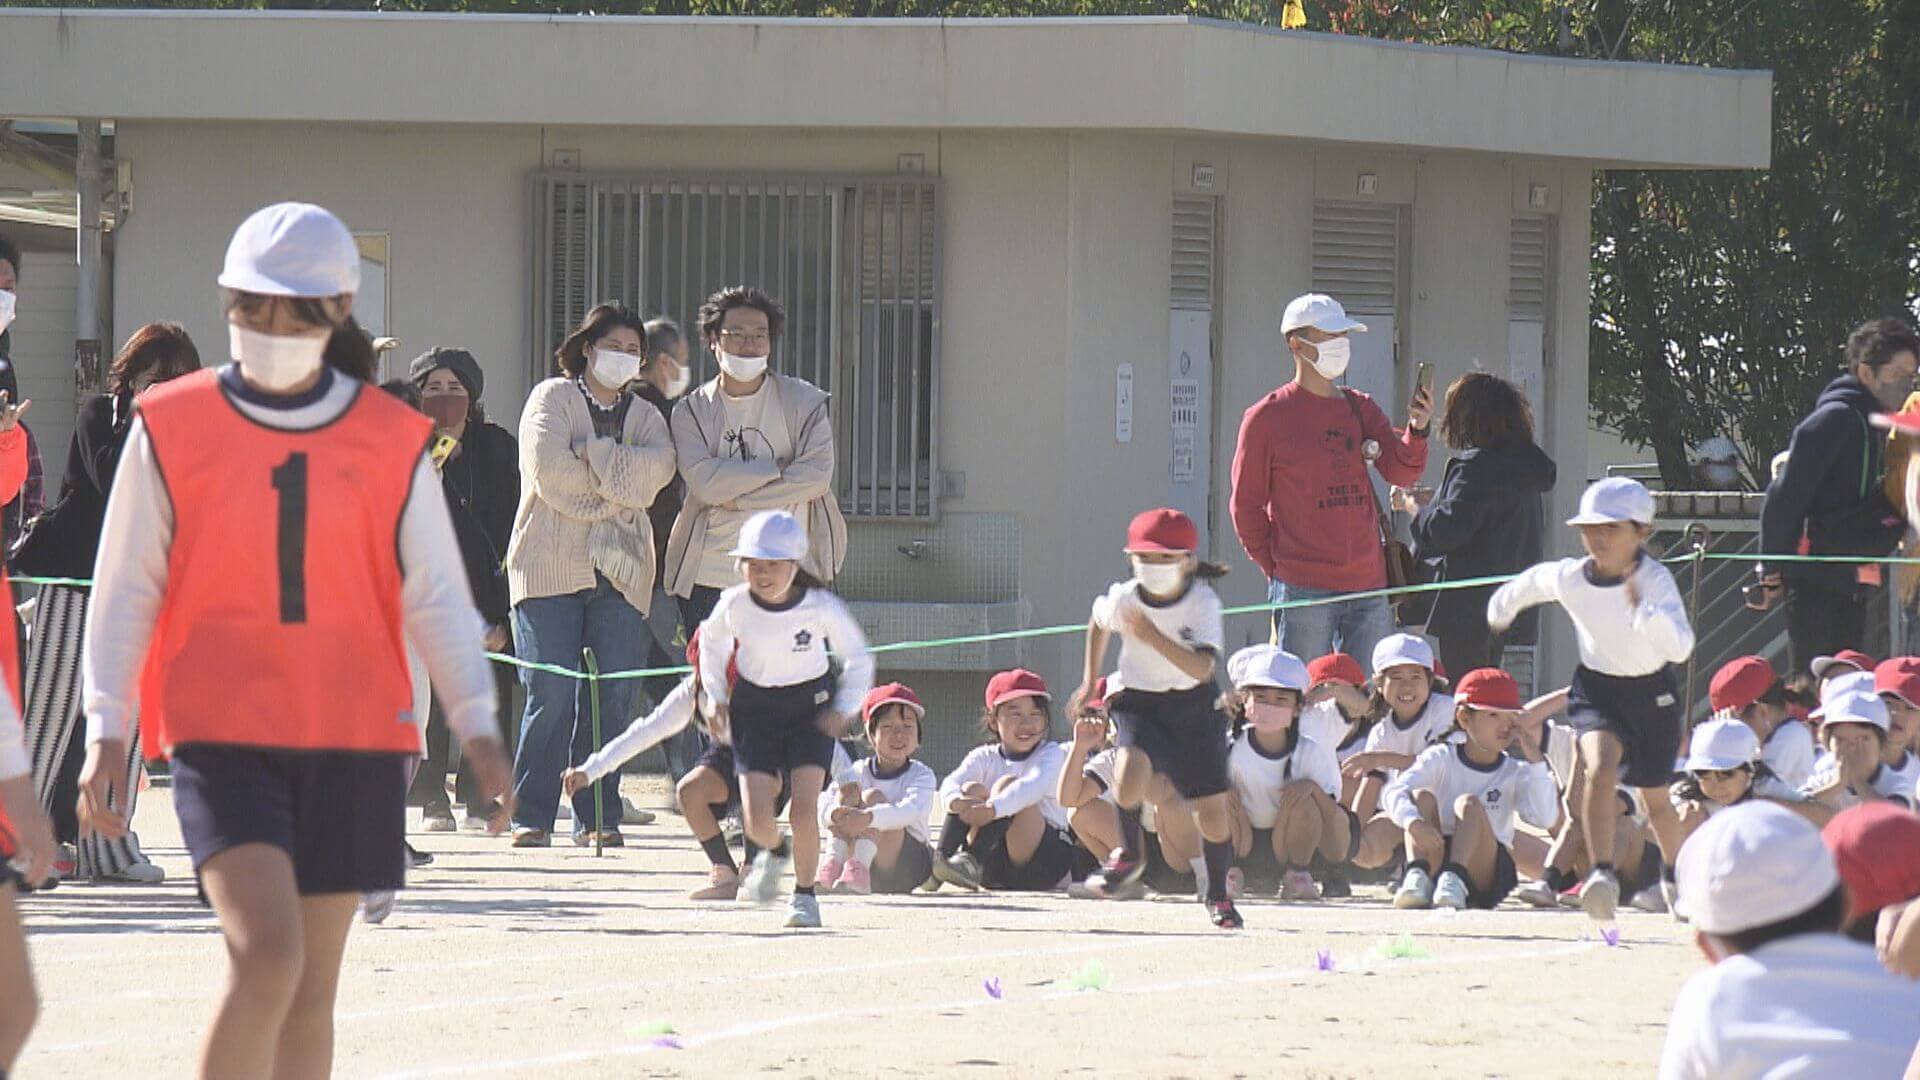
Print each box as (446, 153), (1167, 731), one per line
(136, 370), (431, 758)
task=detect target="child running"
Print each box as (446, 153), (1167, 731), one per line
(816, 683), (938, 895)
(1222, 646), (1353, 899)
(697, 509), (874, 929)
(1071, 507), (1242, 929)
(1384, 669), (1558, 910)
(76, 203), (513, 1077)
(936, 669), (1083, 893)
(1488, 476), (1695, 921)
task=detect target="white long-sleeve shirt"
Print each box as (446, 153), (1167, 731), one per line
(1230, 729), (1340, 829)
(1090, 579), (1224, 693)
(818, 757), (938, 841)
(938, 741), (1070, 830)
(1298, 701), (1365, 766)
(1760, 721), (1818, 792)
(1362, 692), (1457, 764)
(83, 368), (497, 747)
(1487, 554), (1694, 677)
(578, 675), (699, 784)
(0, 684), (25, 781)
(697, 583), (873, 719)
(1383, 742), (1559, 846)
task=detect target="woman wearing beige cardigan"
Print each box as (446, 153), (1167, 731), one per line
(663, 286), (848, 632)
(505, 302), (677, 847)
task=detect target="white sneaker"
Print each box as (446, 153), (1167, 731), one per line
(1514, 880), (1559, 908)
(1432, 870), (1470, 911)
(742, 849), (790, 905)
(620, 797), (657, 827)
(784, 891), (822, 929)
(1581, 867), (1620, 922)
(1629, 884), (1669, 914)
(1394, 865), (1435, 909)
(95, 860), (165, 885)
(361, 891), (397, 925)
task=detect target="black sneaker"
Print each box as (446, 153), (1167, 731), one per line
(406, 842), (434, 869)
(1319, 865), (1353, 899)
(1206, 899), (1245, 930)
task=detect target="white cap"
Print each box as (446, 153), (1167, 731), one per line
(219, 202), (361, 298)
(1811, 654), (1873, 681)
(1812, 689), (1892, 732)
(730, 510), (809, 562)
(1566, 476), (1655, 527)
(1683, 717), (1761, 773)
(1229, 646), (1310, 692)
(1676, 801), (1841, 935)
(1281, 293), (1367, 337)
(1371, 632), (1435, 675)
(1818, 670), (1878, 709)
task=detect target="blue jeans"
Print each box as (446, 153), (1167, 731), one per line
(1268, 578), (1395, 673)
(511, 575), (647, 834)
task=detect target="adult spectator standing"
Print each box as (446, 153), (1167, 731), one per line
(1661, 802), (1920, 1078)
(19, 323), (199, 882)
(1402, 372), (1556, 677)
(1230, 293), (1431, 669)
(505, 302), (677, 849)
(407, 347), (521, 831)
(635, 317), (703, 780)
(1757, 317), (1918, 673)
(663, 286), (846, 630)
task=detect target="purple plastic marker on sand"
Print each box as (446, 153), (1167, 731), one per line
(650, 1037), (685, 1051)
(1315, 949), (1336, 972)
(984, 977), (1004, 1000)
(1601, 927), (1622, 948)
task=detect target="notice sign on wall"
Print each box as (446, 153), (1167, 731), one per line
(1171, 376), (1200, 482)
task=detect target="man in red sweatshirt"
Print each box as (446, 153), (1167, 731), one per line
(1230, 293), (1431, 671)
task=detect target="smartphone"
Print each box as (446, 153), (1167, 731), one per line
(429, 433), (459, 469)
(1414, 361), (1432, 399)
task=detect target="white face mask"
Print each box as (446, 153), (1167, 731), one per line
(1132, 559), (1188, 597)
(665, 363), (692, 398)
(1307, 336), (1351, 381)
(590, 348), (641, 388)
(717, 350), (768, 382)
(0, 289), (14, 336)
(229, 324), (327, 393)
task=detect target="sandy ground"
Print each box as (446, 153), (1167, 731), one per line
(16, 776), (1699, 1079)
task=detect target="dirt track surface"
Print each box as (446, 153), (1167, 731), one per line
(19, 779), (1697, 1078)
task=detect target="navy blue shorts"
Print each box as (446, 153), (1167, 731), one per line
(1110, 684), (1231, 800)
(729, 675), (837, 778)
(172, 745), (410, 897)
(1567, 666), (1683, 789)
(1444, 839), (1519, 910)
(870, 838), (935, 895)
(695, 741), (790, 816)
(981, 824), (1092, 891)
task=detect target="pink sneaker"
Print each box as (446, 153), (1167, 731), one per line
(835, 858), (872, 895)
(815, 856), (846, 891)
(1281, 868), (1322, 901)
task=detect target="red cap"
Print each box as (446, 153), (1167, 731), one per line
(1876, 658), (1920, 708)
(1307, 653), (1366, 689)
(1813, 649), (1877, 680)
(984, 669), (1051, 710)
(1710, 656), (1777, 715)
(1088, 676), (1110, 710)
(1823, 803), (1920, 923)
(1454, 668), (1522, 712)
(1124, 508), (1198, 554)
(863, 682), (926, 723)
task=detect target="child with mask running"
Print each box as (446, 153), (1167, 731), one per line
(1488, 477), (1695, 921)
(1071, 508), (1242, 929)
(697, 509), (873, 929)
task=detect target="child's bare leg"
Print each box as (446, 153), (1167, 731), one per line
(1070, 801), (1122, 860)
(1155, 790), (1202, 866)
(1542, 756), (1584, 876)
(868, 828), (907, 871)
(1613, 814), (1651, 883)
(678, 767), (732, 857)
(1001, 801), (1048, 866)
(1638, 784), (1683, 867)
(1405, 791), (1444, 871)
(272, 893), (360, 1080)
(1276, 783), (1322, 866)
(198, 845), (307, 1079)
(788, 765), (826, 888)
(1575, 731), (1623, 874)
(740, 771), (784, 852)
(1446, 796), (1499, 892)
(1511, 830), (1551, 881)
(1350, 773), (1385, 819)
(1308, 785), (1353, 863)
(1353, 814), (1403, 869)
(0, 884), (38, 1072)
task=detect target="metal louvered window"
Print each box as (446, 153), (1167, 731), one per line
(1509, 215), (1550, 322)
(532, 173), (941, 520)
(1171, 197), (1215, 311)
(1311, 202), (1402, 317)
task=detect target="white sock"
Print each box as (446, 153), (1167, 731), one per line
(853, 838), (878, 866)
(830, 836), (852, 861)
(1190, 855), (1209, 896)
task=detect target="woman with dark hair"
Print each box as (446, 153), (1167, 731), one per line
(1402, 372), (1557, 678)
(17, 323), (199, 883)
(406, 347), (522, 831)
(504, 301), (677, 848)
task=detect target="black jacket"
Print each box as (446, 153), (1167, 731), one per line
(1761, 375), (1905, 589)
(437, 419), (519, 626)
(634, 383), (685, 569)
(21, 392), (130, 578)
(1410, 439), (1558, 640)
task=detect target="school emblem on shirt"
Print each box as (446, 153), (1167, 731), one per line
(1178, 626), (1196, 645)
(794, 630), (813, 652)
(1486, 789), (1503, 806)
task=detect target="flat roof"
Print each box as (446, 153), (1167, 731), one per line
(0, 11), (1770, 168)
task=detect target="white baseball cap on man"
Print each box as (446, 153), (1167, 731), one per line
(218, 202), (361, 298)
(1676, 801), (1841, 934)
(1281, 294), (1368, 337)
(1683, 717), (1762, 773)
(1567, 476), (1656, 527)
(1371, 632), (1436, 675)
(730, 510), (809, 562)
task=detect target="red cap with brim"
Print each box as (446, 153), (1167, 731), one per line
(1125, 508), (1199, 554)
(1824, 803), (1920, 923)
(1710, 656), (1777, 715)
(1454, 668), (1522, 712)
(863, 682), (926, 723)
(985, 669), (1051, 711)
(1307, 653), (1367, 689)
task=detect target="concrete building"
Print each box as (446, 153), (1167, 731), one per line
(0, 11), (1770, 766)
